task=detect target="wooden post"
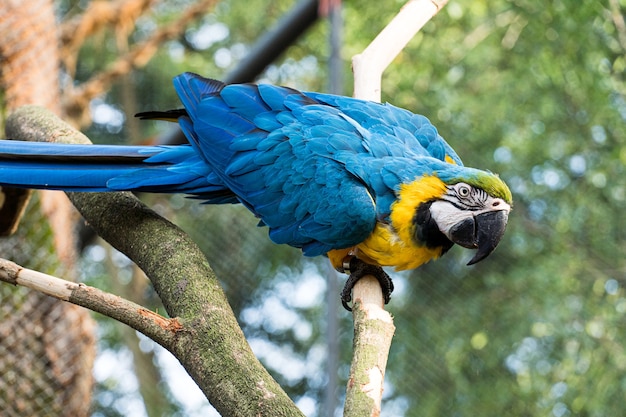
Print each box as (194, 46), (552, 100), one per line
(345, 1), (448, 415)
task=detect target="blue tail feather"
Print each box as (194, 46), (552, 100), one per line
(0, 140), (229, 200)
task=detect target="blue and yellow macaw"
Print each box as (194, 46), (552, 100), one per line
(0, 72), (512, 308)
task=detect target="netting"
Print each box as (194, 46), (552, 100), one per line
(0, 193), (95, 417)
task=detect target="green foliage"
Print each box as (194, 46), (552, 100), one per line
(69, 0), (626, 415)
(377, 1), (626, 416)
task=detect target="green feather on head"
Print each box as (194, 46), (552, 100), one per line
(438, 166), (513, 205)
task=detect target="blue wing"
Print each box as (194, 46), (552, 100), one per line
(304, 92), (463, 166)
(173, 73), (464, 255)
(0, 73), (465, 256)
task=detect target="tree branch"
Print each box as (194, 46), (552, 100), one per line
(352, 0), (448, 102)
(63, 0), (219, 126)
(345, 1), (447, 415)
(4, 105), (304, 417)
(344, 277), (395, 416)
(60, 0), (158, 75)
(0, 258), (181, 345)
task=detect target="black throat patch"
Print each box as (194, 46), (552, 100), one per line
(413, 201), (454, 254)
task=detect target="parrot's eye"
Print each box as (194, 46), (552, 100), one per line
(456, 184), (471, 198)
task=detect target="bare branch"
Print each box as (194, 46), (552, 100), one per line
(352, 0), (448, 102)
(344, 277), (395, 416)
(346, 1), (448, 415)
(0, 258), (181, 345)
(63, 0), (219, 126)
(60, 0), (158, 76)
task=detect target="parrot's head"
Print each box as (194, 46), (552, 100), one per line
(408, 170), (512, 265)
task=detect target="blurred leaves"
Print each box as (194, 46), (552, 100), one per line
(25, 0), (626, 415)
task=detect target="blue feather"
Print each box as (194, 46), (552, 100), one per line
(0, 72), (485, 257)
(173, 72), (224, 115)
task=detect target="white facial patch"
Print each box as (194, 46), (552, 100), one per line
(429, 197), (511, 238)
(429, 200), (474, 237)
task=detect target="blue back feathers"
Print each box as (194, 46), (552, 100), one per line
(171, 73), (464, 255)
(0, 72), (468, 256)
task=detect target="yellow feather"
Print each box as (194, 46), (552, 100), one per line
(327, 247), (355, 270)
(348, 176), (449, 270)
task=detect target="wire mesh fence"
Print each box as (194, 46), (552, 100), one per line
(0, 193), (95, 417)
(1, 181), (626, 417)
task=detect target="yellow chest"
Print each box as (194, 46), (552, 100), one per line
(328, 175), (449, 271)
(354, 223), (443, 270)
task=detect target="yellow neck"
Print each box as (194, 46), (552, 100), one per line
(355, 224), (444, 270)
(331, 176), (449, 271)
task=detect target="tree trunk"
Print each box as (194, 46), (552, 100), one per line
(0, 0), (96, 415)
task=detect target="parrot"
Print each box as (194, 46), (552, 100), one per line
(0, 72), (512, 309)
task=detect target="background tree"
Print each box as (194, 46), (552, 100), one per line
(1, 0), (626, 416)
(0, 1), (95, 415)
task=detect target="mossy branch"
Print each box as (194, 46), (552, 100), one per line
(346, 1), (448, 415)
(4, 105), (304, 417)
(344, 277), (395, 416)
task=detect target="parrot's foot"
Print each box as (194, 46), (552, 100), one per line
(340, 257), (394, 311)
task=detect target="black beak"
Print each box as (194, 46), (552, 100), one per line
(448, 210), (509, 265)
